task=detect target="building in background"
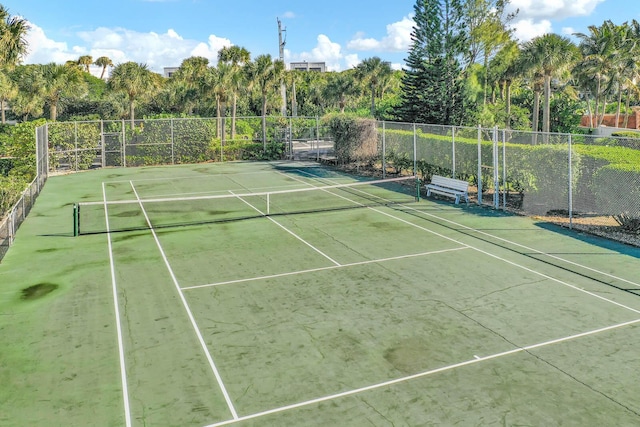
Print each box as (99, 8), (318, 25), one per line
(289, 61), (326, 72)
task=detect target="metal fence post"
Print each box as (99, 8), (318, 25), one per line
(382, 121), (386, 179)
(493, 126), (499, 209)
(452, 126), (456, 179)
(315, 116), (320, 162)
(74, 121), (79, 172)
(171, 118), (175, 165)
(101, 120), (105, 168)
(502, 129), (507, 210)
(568, 134), (573, 230)
(477, 125), (483, 205)
(413, 123), (417, 177)
(121, 119), (126, 168)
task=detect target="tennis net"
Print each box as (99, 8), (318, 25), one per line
(73, 175), (419, 235)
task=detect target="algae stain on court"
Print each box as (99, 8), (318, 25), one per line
(20, 283), (59, 301)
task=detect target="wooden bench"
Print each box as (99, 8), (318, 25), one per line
(425, 175), (469, 205)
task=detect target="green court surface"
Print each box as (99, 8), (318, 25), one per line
(1, 161), (640, 427)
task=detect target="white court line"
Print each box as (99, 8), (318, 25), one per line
(293, 170), (640, 315)
(420, 210), (640, 289)
(108, 169), (275, 184)
(102, 182), (132, 427)
(204, 317), (640, 427)
(129, 181), (239, 420)
(181, 247), (468, 291)
(229, 190), (341, 267)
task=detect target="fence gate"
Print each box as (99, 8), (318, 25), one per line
(102, 131), (124, 167)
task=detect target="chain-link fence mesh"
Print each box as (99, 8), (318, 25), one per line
(3, 118), (638, 264)
(0, 125), (49, 263)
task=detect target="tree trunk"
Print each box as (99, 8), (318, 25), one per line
(505, 80), (511, 129)
(292, 81), (297, 117)
(261, 92), (267, 149)
(542, 74), (551, 134)
(1, 99), (5, 124)
(129, 100), (135, 129)
(370, 85), (376, 117)
(231, 94), (237, 140)
(615, 86), (623, 128)
(623, 89), (631, 129)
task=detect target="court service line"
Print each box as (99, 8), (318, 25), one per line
(293, 170), (640, 315)
(419, 211), (640, 289)
(228, 190), (341, 267)
(180, 247), (468, 291)
(129, 181), (239, 420)
(102, 182), (132, 427)
(204, 317), (640, 427)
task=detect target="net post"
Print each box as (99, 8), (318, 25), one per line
(415, 177), (421, 202)
(73, 203), (79, 237)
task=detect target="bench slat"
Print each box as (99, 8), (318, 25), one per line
(425, 175), (469, 205)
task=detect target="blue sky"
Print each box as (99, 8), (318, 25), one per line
(4, 0), (637, 76)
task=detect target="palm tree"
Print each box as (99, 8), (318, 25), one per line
(39, 63), (87, 121)
(491, 41), (521, 129)
(11, 65), (45, 121)
(323, 71), (358, 113)
(0, 70), (17, 123)
(172, 56), (210, 115)
(94, 56), (114, 80)
(355, 57), (392, 117)
(0, 6), (30, 68)
(246, 54), (285, 148)
(574, 22), (617, 128)
(108, 62), (157, 128)
(218, 46), (250, 139)
(77, 55), (93, 73)
(521, 34), (579, 134)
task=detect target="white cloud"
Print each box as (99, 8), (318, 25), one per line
(290, 34), (344, 71)
(509, 18), (553, 41)
(23, 21), (75, 65)
(282, 11), (296, 19)
(506, 0), (605, 21)
(562, 26), (576, 36)
(347, 16), (413, 52)
(22, 22), (232, 76)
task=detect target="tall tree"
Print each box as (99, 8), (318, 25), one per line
(0, 6), (30, 68)
(521, 34), (579, 134)
(218, 46), (250, 139)
(39, 62), (87, 121)
(171, 56), (210, 115)
(0, 70), (17, 123)
(94, 56), (114, 80)
(246, 54), (284, 148)
(574, 22), (617, 128)
(355, 57), (392, 117)
(323, 71), (358, 113)
(77, 55), (93, 73)
(108, 62), (157, 128)
(396, 0), (469, 125)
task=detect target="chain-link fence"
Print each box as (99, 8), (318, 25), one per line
(0, 125), (48, 263)
(3, 117), (637, 264)
(372, 122), (640, 231)
(47, 117), (334, 171)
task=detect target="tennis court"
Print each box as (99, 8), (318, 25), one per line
(2, 161), (640, 426)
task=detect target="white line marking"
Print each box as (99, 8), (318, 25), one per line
(293, 170), (640, 315)
(181, 247), (468, 291)
(129, 181), (239, 420)
(369, 205), (640, 315)
(229, 190), (341, 267)
(103, 182), (132, 427)
(203, 317), (640, 426)
(423, 212), (640, 289)
(473, 355), (480, 360)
